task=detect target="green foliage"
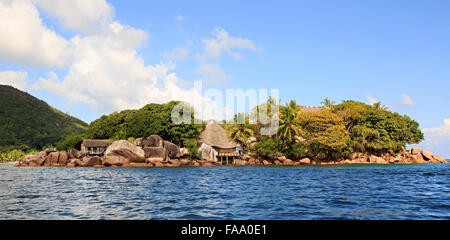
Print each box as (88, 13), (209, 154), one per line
(0, 85), (88, 151)
(321, 97), (336, 109)
(0, 149), (37, 162)
(298, 110), (349, 158)
(183, 139), (200, 159)
(283, 142), (308, 159)
(278, 100), (302, 146)
(87, 101), (205, 146)
(225, 113), (255, 149)
(127, 137), (136, 143)
(56, 134), (85, 151)
(333, 100), (424, 154)
(251, 136), (283, 159)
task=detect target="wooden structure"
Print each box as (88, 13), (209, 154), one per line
(199, 121), (239, 165)
(81, 139), (109, 155)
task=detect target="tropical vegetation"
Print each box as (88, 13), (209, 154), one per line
(226, 97), (424, 160)
(0, 85), (88, 152)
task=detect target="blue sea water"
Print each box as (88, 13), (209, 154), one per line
(0, 163), (448, 220)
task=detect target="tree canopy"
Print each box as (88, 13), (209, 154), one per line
(87, 101), (205, 146)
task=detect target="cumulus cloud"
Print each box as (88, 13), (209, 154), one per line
(200, 27), (259, 60)
(413, 119), (450, 158)
(161, 47), (189, 61)
(176, 15), (185, 22)
(423, 119), (450, 138)
(0, 0), (237, 121)
(400, 94), (417, 108)
(0, 0), (72, 67)
(33, 0), (114, 33)
(30, 22), (185, 114)
(196, 63), (228, 84)
(0, 70), (28, 90)
(366, 94), (378, 105)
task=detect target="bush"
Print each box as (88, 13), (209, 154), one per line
(252, 136), (283, 159)
(88, 101), (204, 146)
(333, 101), (424, 154)
(56, 134), (85, 151)
(183, 139), (200, 159)
(0, 149), (37, 162)
(283, 142), (308, 159)
(298, 110), (349, 158)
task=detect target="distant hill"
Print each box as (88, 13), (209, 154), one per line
(0, 85), (88, 151)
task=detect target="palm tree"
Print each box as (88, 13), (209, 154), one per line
(278, 100), (302, 145)
(373, 102), (388, 110)
(321, 97), (336, 109)
(250, 96), (280, 138)
(227, 113), (255, 150)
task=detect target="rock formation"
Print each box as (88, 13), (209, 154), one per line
(14, 135), (447, 168)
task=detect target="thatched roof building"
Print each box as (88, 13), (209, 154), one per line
(200, 121), (238, 149)
(81, 139), (110, 155)
(199, 121), (239, 163)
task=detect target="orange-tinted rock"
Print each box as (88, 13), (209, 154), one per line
(44, 152), (60, 166)
(58, 151), (69, 165)
(234, 159), (247, 166)
(299, 158), (311, 164)
(129, 162), (149, 167)
(81, 156), (102, 167)
(284, 159), (294, 165)
(411, 148), (421, 155)
(154, 162), (165, 167)
(421, 150), (433, 160)
(180, 159), (193, 166)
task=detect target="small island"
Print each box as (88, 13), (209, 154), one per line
(13, 99), (447, 167)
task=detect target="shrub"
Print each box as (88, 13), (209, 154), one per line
(56, 134), (85, 151)
(252, 136), (283, 159)
(283, 142), (308, 159)
(183, 139), (200, 159)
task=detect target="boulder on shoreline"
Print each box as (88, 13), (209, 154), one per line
(14, 139), (447, 168)
(104, 140), (145, 163)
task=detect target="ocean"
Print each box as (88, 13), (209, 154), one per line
(0, 163), (448, 220)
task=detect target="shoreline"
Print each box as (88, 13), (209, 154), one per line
(14, 152), (448, 168)
(14, 138), (448, 168)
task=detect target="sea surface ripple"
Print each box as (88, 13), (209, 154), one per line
(0, 163), (449, 219)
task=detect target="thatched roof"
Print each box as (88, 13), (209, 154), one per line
(82, 139), (109, 147)
(199, 121), (238, 149)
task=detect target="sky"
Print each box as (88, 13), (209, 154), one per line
(0, 0), (449, 157)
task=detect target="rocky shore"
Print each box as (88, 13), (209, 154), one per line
(14, 134), (447, 168)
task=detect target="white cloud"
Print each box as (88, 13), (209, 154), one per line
(400, 94), (417, 108)
(200, 27), (259, 60)
(0, 0), (230, 121)
(0, 70), (28, 90)
(423, 118), (450, 138)
(196, 63), (228, 84)
(161, 47), (189, 61)
(413, 118), (450, 158)
(0, 0), (72, 67)
(176, 15), (185, 22)
(366, 94), (378, 105)
(33, 0), (114, 33)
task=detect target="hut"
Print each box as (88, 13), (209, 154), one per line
(81, 139), (110, 155)
(199, 121), (239, 164)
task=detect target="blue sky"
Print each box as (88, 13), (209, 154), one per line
(0, 0), (449, 156)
